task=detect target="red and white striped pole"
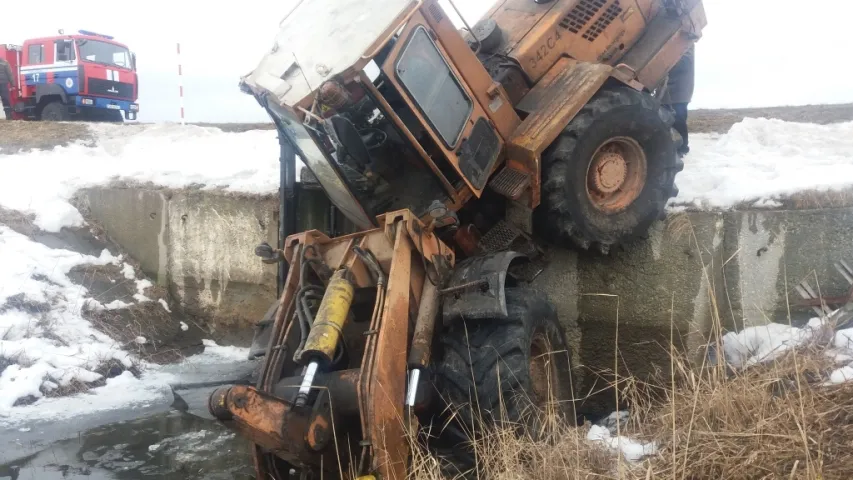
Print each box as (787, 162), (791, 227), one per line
(177, 42), (185, 125)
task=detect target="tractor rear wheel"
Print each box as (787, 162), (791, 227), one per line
(40, 101), (69, 121)
(538, 86), (683, 254)
(433, 287), (575, 475)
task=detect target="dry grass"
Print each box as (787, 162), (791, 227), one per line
(403, 213), (853, 480)
(786, 188), (853, 210)
(404, 342), (853, 480)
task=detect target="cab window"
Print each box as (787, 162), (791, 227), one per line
(395, 26), (472, 148)
(28, 44), (44, 64)
(56, 40), (76, 62)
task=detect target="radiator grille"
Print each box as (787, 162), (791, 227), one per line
(428, 3), (444, 23)
(583, 1), (623, 41)
(560, 0), (607, 33)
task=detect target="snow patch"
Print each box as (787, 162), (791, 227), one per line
(720, 321), (821, 368)
(158, 299), (172, 313)
(0, 227), (134, 410)
(0, 124), (283, 232)
(198, 339), (250, 362)
(718, 315), (853, 386)
(104, 300), (131, 310)
(673, 118), (853, 209)
(121, 263), (136, 280)
(587, 424), (657, 462)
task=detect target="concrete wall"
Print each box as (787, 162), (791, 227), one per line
(75, 186), (853, 403)
(532, 208), (853, 411)
(73, 187), (337, 334)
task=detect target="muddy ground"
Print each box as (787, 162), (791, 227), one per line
(1, 103), (851, 153)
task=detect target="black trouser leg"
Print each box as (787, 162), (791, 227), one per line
(0, 83), (11, 119)
(671, 102), (689, 154)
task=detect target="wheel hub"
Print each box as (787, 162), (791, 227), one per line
(585, 137), (648, 214)
(590, 152), (627, 194)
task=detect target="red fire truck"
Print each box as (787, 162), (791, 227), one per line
(1, 30), (139, 122)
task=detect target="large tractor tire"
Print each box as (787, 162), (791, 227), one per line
(39, 101), (69, 121)
(538, 86), (684, 254)
(433, 288), (575, 474)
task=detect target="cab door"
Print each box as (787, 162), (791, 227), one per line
(381, 10), (504, 196)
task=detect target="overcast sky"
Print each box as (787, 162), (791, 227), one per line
(6, 0), (853, 123)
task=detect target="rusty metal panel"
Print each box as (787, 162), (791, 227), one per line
(367, 223), (414, 480)
(634, 1), (706, 87)
(508, 59), (612, 208)
(484, 0), (560, 55)
(505, 0), (648, 82)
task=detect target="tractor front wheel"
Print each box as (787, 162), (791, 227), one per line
(433, 287), (575, 475)
(538, 86), (684, 254)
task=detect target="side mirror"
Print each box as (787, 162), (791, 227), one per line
(131, 53), (137, 71)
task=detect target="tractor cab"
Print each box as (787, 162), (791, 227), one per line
(241, 0), (515, 231)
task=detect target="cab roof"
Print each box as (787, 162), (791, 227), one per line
(23, 34), (128, 48)
(243, 0), (418, 108)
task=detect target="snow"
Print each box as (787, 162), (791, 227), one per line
(121, 263), (136, 280)
(0, 226), (134, 410)
(828, 366), (853, 385)
(720, 320), (824, 368)
(0, 123), (283, 232)
(0, 346), (255, 427)
(198, 339), (250, 362)
(718, 317), (853, 386)
(587, 424), (657, 462)
(0, 225), (251, 423)
(158, 299), (172, 313)
(673, 118), (853, 209)
(180, 321), (189, 332)
(104, 300), (131, 310)
(1, 370), (174, 425)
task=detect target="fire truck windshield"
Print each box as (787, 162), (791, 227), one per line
(75, 39), (131, 69)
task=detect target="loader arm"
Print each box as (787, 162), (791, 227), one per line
(210, 210), (454, 480)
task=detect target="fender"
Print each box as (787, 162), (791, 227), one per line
(35, 83), (68, 105)
(442, 251), (527, 323)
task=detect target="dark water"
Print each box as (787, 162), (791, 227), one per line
(0, 360), (260, 480)
(0, 410), (253, 480)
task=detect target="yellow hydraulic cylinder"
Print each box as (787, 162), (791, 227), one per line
(302, 268), (354, 365)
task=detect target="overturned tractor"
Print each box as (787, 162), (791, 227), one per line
(211, 0), (706, 478)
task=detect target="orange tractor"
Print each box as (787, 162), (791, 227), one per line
(210, 0), (706, 478)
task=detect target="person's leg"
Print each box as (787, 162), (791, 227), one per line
(0, 83), (11, 120)
(672, 102), (689, 154)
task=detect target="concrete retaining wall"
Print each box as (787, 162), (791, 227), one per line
(73, 187), (339, 334)
(532, 208), (853, 411)
(75, 187), (853, 403)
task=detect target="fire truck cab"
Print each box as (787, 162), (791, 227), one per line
(1, 30), (139, 121)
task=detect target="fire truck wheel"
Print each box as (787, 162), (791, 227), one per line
(433, 287), (576, 476)
(104, 110), (124, 123)
(40, 101), (69, 122)
(538, 86), (684, 254)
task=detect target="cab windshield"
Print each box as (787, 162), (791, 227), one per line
(75, 39), (131, 69)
